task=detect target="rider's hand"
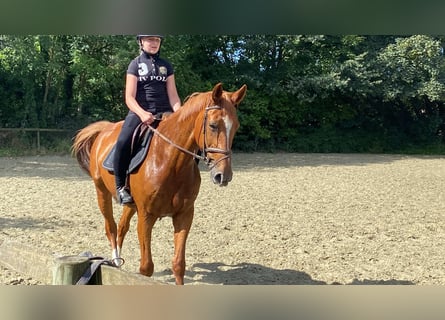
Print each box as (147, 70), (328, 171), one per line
(140, 111), (155, 124)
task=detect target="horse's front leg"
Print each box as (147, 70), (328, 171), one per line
(172, 208), (194, 285)
(137, 212), (157, 277)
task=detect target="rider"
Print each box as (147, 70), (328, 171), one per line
(114, 34), (181, 205)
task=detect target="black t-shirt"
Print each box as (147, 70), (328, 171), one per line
(127, 52), (174, 114)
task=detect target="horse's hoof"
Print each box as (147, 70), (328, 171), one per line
(112, 257), (125, 267)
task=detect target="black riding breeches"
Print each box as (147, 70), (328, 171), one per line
(113, 112), (142, 189)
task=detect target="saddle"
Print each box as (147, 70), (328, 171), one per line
(102, 123), (154, 174)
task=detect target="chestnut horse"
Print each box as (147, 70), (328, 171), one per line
(72, 83), (247, 284)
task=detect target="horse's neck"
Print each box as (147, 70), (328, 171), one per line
(155, 109), (200, 158)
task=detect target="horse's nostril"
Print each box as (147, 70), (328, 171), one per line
(213, 173), (223, 185)
(212, 173), (229, 186)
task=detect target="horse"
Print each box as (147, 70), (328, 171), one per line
(72, 83), (247, 285)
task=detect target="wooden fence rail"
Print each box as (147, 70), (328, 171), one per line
(0, 128), (74, 151)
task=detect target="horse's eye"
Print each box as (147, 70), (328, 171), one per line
(209, 123), (218, 131)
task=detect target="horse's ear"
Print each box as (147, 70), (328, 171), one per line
(212, 82), (224, 103)
(231, 84), (247, 108)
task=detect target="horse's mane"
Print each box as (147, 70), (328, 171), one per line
(183, 92), (200, 103)
(177, 91), (212, 123)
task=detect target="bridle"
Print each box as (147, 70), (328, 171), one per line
(201, 105), (232, 168)
(146, 105), (232, 169)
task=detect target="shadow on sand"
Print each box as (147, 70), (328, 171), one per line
(0, 216), (72, 231)
(2, 153), (444, 178)
(230, 152), (445, 170)
(181, 262), (414, 285)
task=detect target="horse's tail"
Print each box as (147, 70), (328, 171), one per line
(72, 121), (112, 177)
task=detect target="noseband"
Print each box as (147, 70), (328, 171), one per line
(147, 105), (232, 169)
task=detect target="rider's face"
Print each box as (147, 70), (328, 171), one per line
(140, 37), (161, 55)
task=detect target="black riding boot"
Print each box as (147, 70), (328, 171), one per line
(117, 186), (134, 205)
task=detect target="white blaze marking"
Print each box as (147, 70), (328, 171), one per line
(223, 114), (233, 149)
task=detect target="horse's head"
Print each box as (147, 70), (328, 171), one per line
(195, 83), (247, 186)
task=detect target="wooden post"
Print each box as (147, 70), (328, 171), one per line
(36, 129), (40, 152)
(1, 241), (163, 285)
(52, 255), (90, 285)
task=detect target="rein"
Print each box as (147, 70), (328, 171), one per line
(145, 105), (231, 168)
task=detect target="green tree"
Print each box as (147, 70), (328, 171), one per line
(374, 35), (445, 147)
(2, 35), (445, 154)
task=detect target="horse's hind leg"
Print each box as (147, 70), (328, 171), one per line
(94, 183), (119, 264)
(116, 205), (137, 263)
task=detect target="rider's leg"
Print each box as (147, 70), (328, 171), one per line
(113, 112), (141, 204)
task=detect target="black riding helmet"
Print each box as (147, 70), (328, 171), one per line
(136, 35), (164, 57)
(136, 34), (164, 41)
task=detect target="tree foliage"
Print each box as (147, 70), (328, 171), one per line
(1, 35), (445, 153)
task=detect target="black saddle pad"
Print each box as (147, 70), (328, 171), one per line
(102, 128), (154, 174)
